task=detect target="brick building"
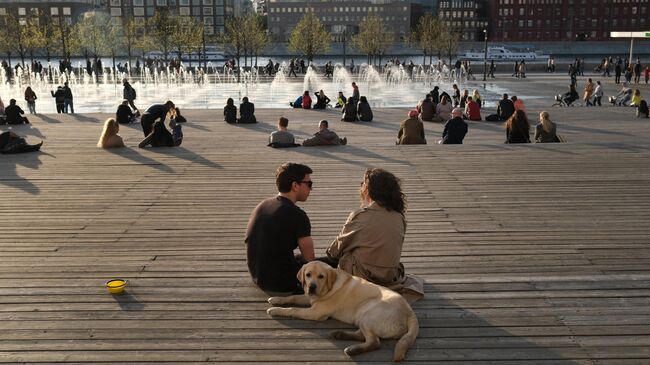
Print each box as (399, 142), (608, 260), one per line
(267, 0), (424, 42)
(0, 0), (102, 25)
(438, 0), (489, 41)
(489, 0), (649, 42)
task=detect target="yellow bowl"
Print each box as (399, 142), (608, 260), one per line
(106, 279), (128, 294)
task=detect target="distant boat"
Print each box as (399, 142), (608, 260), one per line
(459, 46), (548, 61)
(145, 50), (228, 63)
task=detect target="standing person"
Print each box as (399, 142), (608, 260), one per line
(512, 61), (519, 77)
(583, 78), (594, 106)
(615, 62), (622, 84)
(441, 108), (468, 144)
(397, 110), (426, 145)
(50, 86), (65, 114)
(633, 59), (642, 84)
(645, 66), (650, 84)
(245, 163), (316, 294)
(325, 168), (424, 302)
(122, 78), (138, 112)
(504, 110), (531, 144)
(349, 59), (355, 74)
(62, 82), (74, 114)
(140, 100), (175, 137)
(288, 59), (297, 77)
(24, 86), (37, 114)
(351, 82), (360, 104)
(488, 60), (496, 78)
(593, 81), (604, 106)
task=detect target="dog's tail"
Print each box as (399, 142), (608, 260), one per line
(393, 310), (419, 362)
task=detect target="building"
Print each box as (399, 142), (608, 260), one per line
(489, 0), (649, 42)
(106, 0), (235, 35)
(0, 0), (102, 25)
(437, 0), (489, 41)
(267, 0), (423, 42)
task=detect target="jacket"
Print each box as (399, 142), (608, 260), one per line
(302, 128), (342, 146)
(442, 116), (468, 144)
(417, 99), (435, 121)
(357, 102), (373, 121)
(341, 103), (358, 122)
(326, 202), (424, 301)
(239, 102), (256, 123)
(465, 100), (481, 121)
(397, 117), (426, 145)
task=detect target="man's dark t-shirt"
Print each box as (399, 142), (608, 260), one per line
(245, 196), (311, 292)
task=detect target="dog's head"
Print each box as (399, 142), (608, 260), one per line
(297, 261), (337, 297)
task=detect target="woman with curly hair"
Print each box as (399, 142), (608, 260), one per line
(326, 168), (424, 302)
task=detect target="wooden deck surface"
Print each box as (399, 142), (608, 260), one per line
(1, 76), (650, 364)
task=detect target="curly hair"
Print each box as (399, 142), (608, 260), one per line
(360, 168), (406, 214)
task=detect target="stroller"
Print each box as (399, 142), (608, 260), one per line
(552, 94), (576, 107)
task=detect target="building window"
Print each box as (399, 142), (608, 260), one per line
(111, 0), (121, 5)
(157, 0), (167, 5)
(180, 7), (190, 15)
(51, 7), (59, 15)
(180, 0), (189, 4)
(134, 7), (145, 16)
(63, 7), (71, 15)
(134, 0), (144, 4)
(110, 8), (122, 16)
(204, 0), (213, 4)
(204, 17), (213, 25)
(18, 8), (26, 15)
(203, 7), (213, 15)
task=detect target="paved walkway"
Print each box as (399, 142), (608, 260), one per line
(1, 76), (649, 363)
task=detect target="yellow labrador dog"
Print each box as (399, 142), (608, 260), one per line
(267, 261), (418, 362)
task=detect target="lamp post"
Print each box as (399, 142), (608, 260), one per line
(482, 29), (488, 81)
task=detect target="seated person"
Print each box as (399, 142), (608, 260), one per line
(397, 110), (426, 145)
(173, 107), (187, 123)
(245, 163), (315, 294)
(313, 90), (330, 109)
(116, 100), (136, 124)
(464, 96), (482, 121)
(417, 94), (435, 122)
(4, 99), (29, 124)
(97, 118), (125, 148)
(302, 120), (347, 146)
(505, 109), (531, 144)
(289, 95), (303, 109)
(497, 93), (516, 120)
(357, 96), (373, 122)
(268, 117), (299, 148)
(637, 100), (649, 118)
(238, 97), (257, 123)
(139, 119), (183, 148)
(335, 91), (347, 108)
(630, 89), (642, 107)
(562, 85), (579, 106)
(301, 91), (312, 109)
(326, 168), (424, 302)
(534, 111), (559, 143)
(442, 108), (468, 144)
(224, 98), (237, 123)
(434, 95), (453, 122)
(341, 98), (358, 122)
(511, 95), (526, 112)
(0, 130), (42, 154)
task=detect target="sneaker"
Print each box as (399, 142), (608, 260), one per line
(341, 137), (347, 145)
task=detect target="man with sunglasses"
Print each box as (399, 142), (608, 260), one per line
(245, 163), (315, 294)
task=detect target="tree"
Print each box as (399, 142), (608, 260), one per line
(288, 10), (330, 62)
(134, 19), (155, 69)
(76, 11), (121, 80)
(122, 18), (143, 67)
(221, 16), (246, 82)
(439, 26), (462, 65)
(353, 14), (394, 66)
(170, 15), (203, 67)
(243, 14), (268, 68)
(150, 8), (175, 61)
(0, 13), (28, 68)
(410, 14), (442, 66)
(51, 17), (80, 63)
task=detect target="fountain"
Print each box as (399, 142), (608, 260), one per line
(0, 59), (505, 113)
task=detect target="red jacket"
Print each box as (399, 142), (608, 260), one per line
(302, 94), (312, 109)
(465, 100), (481, 121)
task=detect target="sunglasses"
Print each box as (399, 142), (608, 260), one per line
(298, 180), (313, 189)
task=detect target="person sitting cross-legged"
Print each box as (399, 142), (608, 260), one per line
(302, 119), (347, 146)
(3, 99), (29, 124)
(238, 97), (257, 123)
(268, 117), (299, 148)
(441, 108), (468, 144)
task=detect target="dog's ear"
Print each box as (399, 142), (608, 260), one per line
(297, 264), (306, 287)
(326, 268), (337, 292)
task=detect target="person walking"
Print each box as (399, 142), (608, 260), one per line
(123, 78), (138, 112)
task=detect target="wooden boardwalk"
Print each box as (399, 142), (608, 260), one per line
(1, 87), (650, 364)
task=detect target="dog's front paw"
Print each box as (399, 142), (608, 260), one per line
(266, 307), (285, 316)
(343, 346), (362, 357)
(268, 296), (286, 306)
